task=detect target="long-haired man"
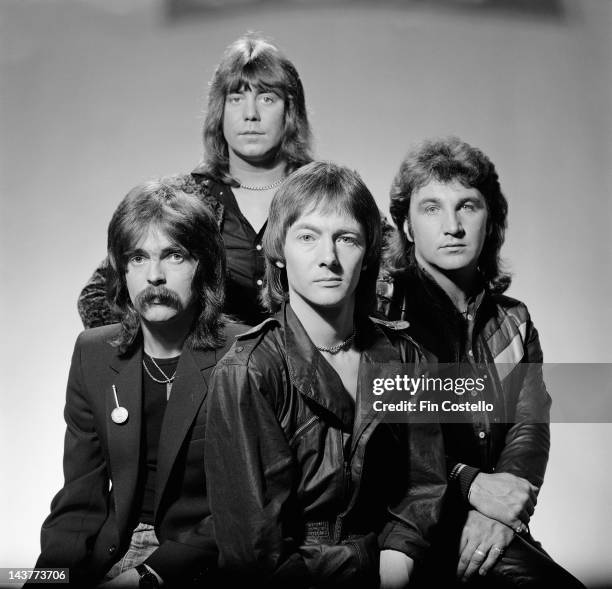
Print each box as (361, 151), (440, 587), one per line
(78, 34), (312, 329)
(36, 182), (246, 587)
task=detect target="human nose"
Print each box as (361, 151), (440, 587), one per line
(443, 210), (464, 236)
(242, 93), (260, 121)
(318, 237), (339, 267)
(146, 259), (166, 285)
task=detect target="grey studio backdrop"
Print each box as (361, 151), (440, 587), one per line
(1, 0), (611, 586)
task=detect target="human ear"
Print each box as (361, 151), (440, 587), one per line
(403, 219), (414, 243)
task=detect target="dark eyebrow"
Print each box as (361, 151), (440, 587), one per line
(417, 197), (442, 205)
(458, 196), (486, 206)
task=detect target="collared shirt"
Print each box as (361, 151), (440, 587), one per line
(207, 181), (269, 326)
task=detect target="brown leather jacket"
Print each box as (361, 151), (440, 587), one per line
(204, 303), (447, 588)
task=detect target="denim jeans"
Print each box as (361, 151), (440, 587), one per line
(104, 522), (159, 580)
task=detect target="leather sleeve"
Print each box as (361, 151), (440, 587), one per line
(36, 333), (110, 573)
(205, 356), (380, 587)
(378, 347), (447, 562)
(494, 319), (551, 488)
(77, 258), (121, 329)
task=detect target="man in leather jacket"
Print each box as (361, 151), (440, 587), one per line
(377, 137), (585, 588)
(205, 161), (447, 588)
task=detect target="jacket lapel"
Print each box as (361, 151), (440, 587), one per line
(107, 347), (143, 529)
(154, 347), (217, 514)
(283, 304), (355, 429)
(351, 323), (402, 459)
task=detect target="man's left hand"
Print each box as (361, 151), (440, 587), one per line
(456, 510), (514, 583)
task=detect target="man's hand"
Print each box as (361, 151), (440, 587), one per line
(468, 472), (537, 529)
(456, 510), (514, 582)
(379, 549), (414, 589)
(97, 566), (162, 588)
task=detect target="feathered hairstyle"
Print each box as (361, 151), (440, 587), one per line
(106, 181), (226, 355)
(262, 161), (382, 320)
(200, 34), (312, 184)
(387, 136), (511, 293)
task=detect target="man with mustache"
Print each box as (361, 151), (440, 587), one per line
(34, 182), (246, 587)
(378, 137), (584, 587)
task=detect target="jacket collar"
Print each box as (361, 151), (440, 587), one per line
(280, 303), (355, 429)
(279, 303), (403, 436)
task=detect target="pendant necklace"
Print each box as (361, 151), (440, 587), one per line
(143, 354), (177, 400)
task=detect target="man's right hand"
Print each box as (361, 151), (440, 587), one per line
(468, 472), (538, 529)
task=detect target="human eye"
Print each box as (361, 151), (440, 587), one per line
(226, 93), (242, 105)
(297, 232), (316, 243)
(423, 204), (440, 215)
(128, 254), (146, 265)
(166, 250), (187, 264)
(461, 202), (477, 212)
(259, 92), (278, 105)
(337, 234), (359, 246)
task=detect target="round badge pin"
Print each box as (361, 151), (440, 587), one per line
(111, 406), (129, 424)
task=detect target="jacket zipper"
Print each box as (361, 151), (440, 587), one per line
(288, 415), (318, 446)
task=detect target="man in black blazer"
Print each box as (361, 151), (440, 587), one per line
(35, 181), (246, 588)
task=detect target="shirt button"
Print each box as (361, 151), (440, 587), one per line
(255, 244), (262, 251)
(478, 431), (486, 439)
(256, 279), (263, 286)
(108, 545), (117, 554)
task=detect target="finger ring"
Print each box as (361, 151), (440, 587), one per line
(474, 549), (487, 558)
(491, 546), (504, 555)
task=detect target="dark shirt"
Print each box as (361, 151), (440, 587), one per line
(139, 355), (179, 524)
(211, 182), (268, 325)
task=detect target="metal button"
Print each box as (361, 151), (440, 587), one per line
(468, 350), (474, 357)
(108, 545), (117, 554)
(235, 346), (244, 353)
(256, 279), (263, 286)
(467, 314), (473, 321)
(256, 244), (262, 251)
(478, 431), (486, 439)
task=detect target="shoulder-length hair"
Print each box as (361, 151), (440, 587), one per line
(200, 34), (313, 184)
(262, 161), (382, 319)
(107, 180), (226, 355)
(387, 136), (511, 294)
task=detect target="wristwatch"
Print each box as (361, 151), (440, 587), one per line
(135, 564), (159, 588)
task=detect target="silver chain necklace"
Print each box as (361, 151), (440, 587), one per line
(315, 329), (357, 354)
(239, 177), (285, 191)
(143, 354), (178, 399)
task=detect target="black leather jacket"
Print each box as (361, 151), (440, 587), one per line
(205, 304), (447, 588)
(377, 267), (551, 499)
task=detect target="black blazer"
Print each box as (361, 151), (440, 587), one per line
(35, 322), (246, 587)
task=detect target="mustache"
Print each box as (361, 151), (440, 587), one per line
(134, 286), (181, 310)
